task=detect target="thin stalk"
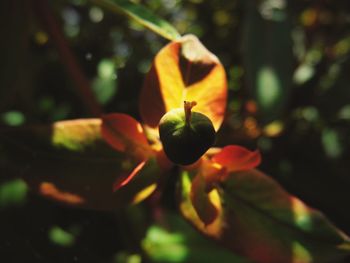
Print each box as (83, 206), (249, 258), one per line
(32, 0), (102, 116)
(184, 101), (197, 126)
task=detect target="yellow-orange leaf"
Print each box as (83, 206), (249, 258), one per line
(178, 169), (350, 263)
(140, 34), (227, 131)
(0, 120), (157, 210)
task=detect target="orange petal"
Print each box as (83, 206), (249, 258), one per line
(140, 34), (227, 131)
(101, 113), (151, 160)
(212, 145), (261, 172)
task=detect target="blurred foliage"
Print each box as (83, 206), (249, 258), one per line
(1, 0), (350, 262)
(0, 179), (28, 208)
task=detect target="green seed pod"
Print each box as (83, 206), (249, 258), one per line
(159, 101), (216, 165)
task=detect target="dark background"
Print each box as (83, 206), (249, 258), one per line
(1, 0), (350, 262)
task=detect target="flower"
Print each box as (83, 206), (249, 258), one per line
(101, 35), (261, 225)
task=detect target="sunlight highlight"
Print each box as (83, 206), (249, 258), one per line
(142, 226), (188, 262)
(132, 184), (157, 204)
(291, 197), (312, 231)
(292, 241), (313, 263)
(180, 172), (223, 238)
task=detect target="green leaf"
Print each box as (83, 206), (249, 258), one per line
(0, 179), (28, 208)
(91, 59), (118, 105)
(243, 2), (293, 124)
(178, 169), (350, 263)
(0, 119), (158, 210)
(48, 226), (76, 247)
(1, 111), (25, 126)
(89, 0), (180, 40)
(142, 212), (249, 263)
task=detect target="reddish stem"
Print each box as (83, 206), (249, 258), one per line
(32, 0), (102, 116)
(184, 101), (197, 126)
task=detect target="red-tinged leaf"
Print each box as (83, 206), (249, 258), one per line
(102, 113), (152, 161)
(178, 169), (350, 263)
(39, 182), (85, 205)
(113, 160), (146, 191)
(179, 171), (225, 239)
(154, 148), (173, 171)
(113, 157), (159, 205)
(0, 120), (159, 210)
(190, 172), (219, 226)
(140, 34), (227, 131)
(212, 145), (261, 172)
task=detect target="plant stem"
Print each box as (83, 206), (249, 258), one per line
(32, 0), (102, 116)
(184, 101), (197, 126)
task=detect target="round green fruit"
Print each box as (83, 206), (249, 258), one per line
(159, 101), (216, 165)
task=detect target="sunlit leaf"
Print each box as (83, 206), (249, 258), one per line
(0, 119), (158, 210)
(52, 118), (102, 151)
(178, 169), (350, 263)
(212, 145), (261, 172)
(140, 34), (227, 131)
(102, 113), (152, 161)
(90, 0), (180, 40)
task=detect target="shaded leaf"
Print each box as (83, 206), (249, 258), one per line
(113, 160), (147, 192)
(111, 157), (160, 205)
(179, 171), (225, 239)
(90, 0), (180, 40)
(113, 157), (159, 205)
(190, 173), (218, 226)
(243, 2), (293, 124)
(142, 211), (249, 263)
(140, 34), (227, 131)
(0, 119), (158, 210)
(102, 113), (152, 161)
(212, 145), (261, 172)
(178, 169), (350, 263)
